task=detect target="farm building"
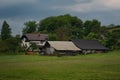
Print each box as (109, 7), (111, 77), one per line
(71, 39), (109, 54)
(21, 33), (48, 52)
(21, 33), (109, 55)
(43, 41), (81, 56)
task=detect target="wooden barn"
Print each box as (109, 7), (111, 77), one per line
(71, 39), (109, 54)
(44, 41), (81, 56)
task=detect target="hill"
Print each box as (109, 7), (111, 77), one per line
(107, 26), (120, 32)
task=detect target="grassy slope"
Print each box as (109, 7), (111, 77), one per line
(0, 51), (120, 80)
(108, 27), (120, 32)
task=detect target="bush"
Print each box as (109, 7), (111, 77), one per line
(0, 37), (23, 54)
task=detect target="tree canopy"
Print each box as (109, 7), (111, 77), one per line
(0, 14), (119, 53)
(22, 21), (38, 34)
(1, 21), (11, 40)
(37, 14), (120, 50)
(38, 14), (83, 40)
(83, 19), (101, 36)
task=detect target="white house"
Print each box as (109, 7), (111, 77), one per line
(21, 33), (48, 51)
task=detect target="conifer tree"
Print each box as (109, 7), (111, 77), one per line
(1, 21), (11, 40)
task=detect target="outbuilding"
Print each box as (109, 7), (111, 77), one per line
(71, 39), (109, 54)
(44, 41), (81, 56)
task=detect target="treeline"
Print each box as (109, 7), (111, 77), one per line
(0, 14), (120, 53)
(22, 14), (120, 50)
(0, 21), (24, 54)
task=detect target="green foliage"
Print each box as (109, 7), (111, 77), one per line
(55, 26), (70, 41)
(0, 14), (119, 53)
(108, 26), (120, 32)
(83, 21), (119, 50)
(84, 32), (100, 40)
(90, 19), (101, 33)
(0, 40), (9, 52)
(0, 37), (22, 53)
(104, 26), (120, 50)
(83, 20), (92, 36)
(22, 21), (38, 34)
(30, 42), (38, 51)
(1, 21), (11, 40)
(49, 33), (57, 41)
(99, 26), (108, 38)
(0, 50), (120, 80)
(38, 14), (83, 40)
(83, 19), (101, 36)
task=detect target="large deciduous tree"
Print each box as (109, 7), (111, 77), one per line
(22, 21), (37, 34)
(56, 26), (70, 41)
(83, 19), (101, 36)
(38, 14), (83, 40)
(1, 21), (11, 40)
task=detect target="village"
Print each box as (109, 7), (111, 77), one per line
(0, 0), (120, 79)
(0, 14), (119, 54)
(21, 33), (109, 56)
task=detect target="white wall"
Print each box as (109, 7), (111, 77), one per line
(46, 47), (55, 54)
(30, 41), (46, 46)
(21, 37), (47, 50)
(21, 38), (30, 49)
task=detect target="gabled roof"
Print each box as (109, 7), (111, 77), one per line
(48, 41), (81, 51)
(22, 33), (48, 41)
(71, 39), (109, 50)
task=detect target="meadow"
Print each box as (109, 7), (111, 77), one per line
(0, 50), (120, 80)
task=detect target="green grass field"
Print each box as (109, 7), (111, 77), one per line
(0, 51), (120, 80)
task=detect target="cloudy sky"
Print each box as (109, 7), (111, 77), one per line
(0, 0), (120, 35)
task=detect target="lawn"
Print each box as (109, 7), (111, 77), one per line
(0, 51), (120, 80)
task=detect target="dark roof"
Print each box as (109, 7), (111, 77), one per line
(71, 39), (109, 50)
(22, 33), (48, 41)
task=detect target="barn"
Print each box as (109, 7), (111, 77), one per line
(44, 41), (81, 56)
(71, 39), (109, 54)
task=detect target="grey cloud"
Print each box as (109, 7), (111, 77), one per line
(0, 0), (120, 35)
(75, 0), (93, 3)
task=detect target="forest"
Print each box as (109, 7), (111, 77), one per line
(0, 14), (120, 53)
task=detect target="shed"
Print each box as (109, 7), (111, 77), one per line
(45, 41), (81, 56)
(71, 39), (109, 54)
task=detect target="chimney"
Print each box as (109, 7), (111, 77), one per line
(38, 34), (40, 36)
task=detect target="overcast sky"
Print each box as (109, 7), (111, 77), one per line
(0, 0), (120, 35)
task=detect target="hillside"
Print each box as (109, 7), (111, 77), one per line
(107, 26), (120, 32)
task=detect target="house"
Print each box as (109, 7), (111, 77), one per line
(71, 39), (109, 54)
(44, 41), (81, 56)
(21, 33), (48, 52)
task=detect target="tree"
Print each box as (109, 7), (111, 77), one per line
(83, 20), (92, 36)
(83, 19), (101, 36)
(5, 37), (20, 53)
(38, 14), (83, 39)
(56, 26), (70, 41)
(102, 25), (120, 50)
(0, 37), (22, 53)
(30, 42), (38, 51)
(49, 33), (57, 41)
(84, 32), (100, 40)
(1, 21), (11, 40)
(22, 21), (38, 34)
(0, 40), (9, 53)
(90, 19), (101, 33)
(70, 16), (83, 39)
